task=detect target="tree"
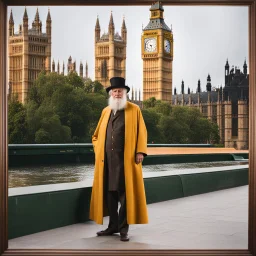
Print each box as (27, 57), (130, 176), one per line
(67, 71), (84, 88)
(84, 79), (107, 96)
(142, 109), (163, 143)
(159, 116), (190, 143)
(84, 78), (94, 93)
(26, 102), (72, 143)
(154, 101), (172, 116)
(35, 113), (71, 143)
(169, 106), (220, 144)
(143, 97), (158, 108)
(8, 98), (28, 144)
(25, 72), (108, 143)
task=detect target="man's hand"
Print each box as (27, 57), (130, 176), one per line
(136, 153), (144, 164)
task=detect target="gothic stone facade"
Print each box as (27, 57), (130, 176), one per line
(172, 60), (249, 150)
(94, 13), (127, 88)
(8, 8), (52, 103)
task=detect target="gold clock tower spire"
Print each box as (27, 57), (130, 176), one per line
(141, 1), (173, 102)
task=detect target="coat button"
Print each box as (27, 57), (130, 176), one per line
(102, 160), (104, 162)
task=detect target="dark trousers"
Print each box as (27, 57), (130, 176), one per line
(107, 190), (129, 234)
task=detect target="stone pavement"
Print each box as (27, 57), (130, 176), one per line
(9, 185), (248, 250)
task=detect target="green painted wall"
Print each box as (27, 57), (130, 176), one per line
(180, 168), (248, 196)
(8, 167), (248, 240)
(9, 144), (248, 167)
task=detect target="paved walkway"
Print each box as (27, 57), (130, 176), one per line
(9, 186), (248, 250)
(147, 147), (248, 155)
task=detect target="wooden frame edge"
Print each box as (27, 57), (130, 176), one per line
(248, 0), (256, 254)
(0, 0), (8, 255)
(1, 0), (256, 255)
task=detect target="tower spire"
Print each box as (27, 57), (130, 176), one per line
(243, 58), (248, 75)
(206, 74), (212, 92)
(35, 7), (40, 22)
(9, 9), (15, 36)
(121, 15), (127, 42)
(22, 7), (28, 36)
(46, 7), (52, 36)
(9, 9), (14, 23)
(225, 58), (229, 67)
(57, 60), (60, 74)
(181, 80), (184, 94)
(47, 8), (51, 21)
(80, 61), (83, 78)
(32, 7), (42, 34)
(62, 61), (65, 75)
(96, 15), (100, 28)
(109, 11), (114, 27)
(52, 59), (55, 72)
(197, 79), (201, 93)
(108, 11), (115, 38)
(122, 15), (126, 30)
(23, 7), (28, 20)
(95, 15), (101, 42)
(86, 61), (88, 78)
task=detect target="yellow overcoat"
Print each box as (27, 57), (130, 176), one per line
(89, 101), (148, 225)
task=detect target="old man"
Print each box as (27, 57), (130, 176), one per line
(89, 76), (148, 242)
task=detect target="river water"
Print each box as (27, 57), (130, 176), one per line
(8, 161), (248, 188)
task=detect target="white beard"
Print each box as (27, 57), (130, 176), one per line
(108, 94), (127, 111)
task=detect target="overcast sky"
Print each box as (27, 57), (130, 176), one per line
(8, 5), (248, 95)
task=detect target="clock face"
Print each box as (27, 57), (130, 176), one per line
(164, 39), (171, 53)
(144, 38), (157, 53)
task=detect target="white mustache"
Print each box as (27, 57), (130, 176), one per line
(108, 95), (127, 111)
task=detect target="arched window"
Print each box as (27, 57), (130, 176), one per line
(101, 59), (107, 79)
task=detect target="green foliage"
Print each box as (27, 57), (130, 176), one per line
(67, 71), (84, 88)
(8, 97), (28, 144)
(84, 79), (108, 97)
(9, 72), (108, 144)
(9, 77), (220, 145)
(159, 116), (189, 144)
(143, 97), (158, 108)
(163, 106), (220, 144)
(141, 109), (163, 143)
(154, 101), (172, 116)
(141, 98), (220, 144)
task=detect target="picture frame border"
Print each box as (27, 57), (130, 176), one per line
(0, 0), (255, 255)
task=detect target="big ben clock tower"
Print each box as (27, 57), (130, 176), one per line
(141, 2), (173, 102)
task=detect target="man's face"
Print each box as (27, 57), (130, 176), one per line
(111, 88), (124, 99)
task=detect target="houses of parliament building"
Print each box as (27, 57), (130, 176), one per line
(8, 3), (249, 149)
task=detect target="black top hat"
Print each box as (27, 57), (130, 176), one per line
(106, 77), (130, 93)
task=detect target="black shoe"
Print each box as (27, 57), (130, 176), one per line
(96, 228), (118, 236)
(120, 233), (129, 242)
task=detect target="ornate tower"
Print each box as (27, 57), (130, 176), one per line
(67, 56), (76, 73)
(206, 74), (213, 122)
(94, 13), (127, 87)
(141, 1), (173, 102)
(45, 8), (52, 74)
(225, 59), (229, 85)
(80, 62), (83, 77)
(52, 59), (55, 72)
(85, 61), (88, 79)
(243, 59), (247, 75)
(8, 8), (52, 103)
(9, 9), (14, 37)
